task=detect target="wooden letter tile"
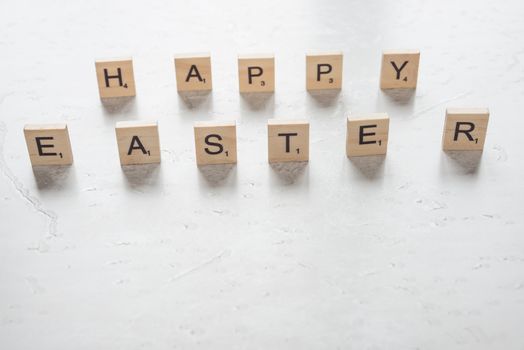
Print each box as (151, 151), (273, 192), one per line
(24, 123), (73, 166)
(238, 54), (275, 93)
(442, 108), (489, 151)
(380, 50), (420, 89)
(346, 113), (389, 157)
(268, 119), (309, 163)
(174, 53), (212, 92)
(306, 52), (343, 90)
(194, 121), (237, 165)
(95, 58), (136, 98)
(115, 121), (160, 165)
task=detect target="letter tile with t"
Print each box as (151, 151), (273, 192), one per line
(267, 119), (309, 163)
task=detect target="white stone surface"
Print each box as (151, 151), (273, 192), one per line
(1, 0), (523, 349)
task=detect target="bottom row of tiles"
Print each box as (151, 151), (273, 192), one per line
(23, 108), (489, 167)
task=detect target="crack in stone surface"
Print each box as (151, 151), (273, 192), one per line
(169, 249), (230, 283)
(0, 120), (58, 238)
(409, 92), (471, 119)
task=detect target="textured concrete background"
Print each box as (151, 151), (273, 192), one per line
(1, 0), (524, 349)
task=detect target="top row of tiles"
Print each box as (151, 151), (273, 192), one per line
(95, 50), (420, 98)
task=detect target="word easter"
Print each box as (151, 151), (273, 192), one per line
(23, 50), (490, 168)
(24, 108), (490, 167)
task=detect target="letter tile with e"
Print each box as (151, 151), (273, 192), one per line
(346, 113), (389, 157)
(24, 123), (74, 166)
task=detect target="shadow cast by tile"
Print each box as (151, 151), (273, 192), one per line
(240, 92), (274, 111)
(270, 161), (308, 185)
(178, 90), (212, 109)
(121, 163), (161, 189)
(380, 88), (415, 105)
(307, 89), (341, 107)
(348, 155), (385, 180)
(442, 150), (483, 175)
(198, 163), (236, 186)
(32, 165), (75, 190)
(101, 96), (136, 115)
